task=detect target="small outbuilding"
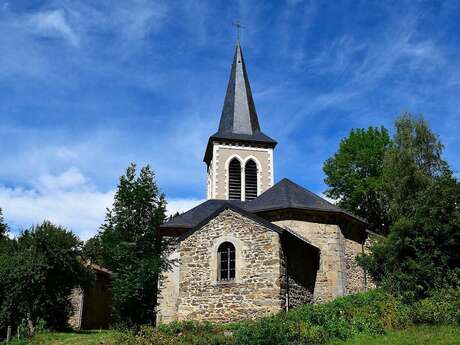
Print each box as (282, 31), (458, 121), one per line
(69, 263), (113, 329)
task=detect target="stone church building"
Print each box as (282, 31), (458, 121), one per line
(157, 41), (370, 324)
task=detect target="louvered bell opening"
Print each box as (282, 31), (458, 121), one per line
(228, 159), (242, 200)
(245, 160), (258, 201)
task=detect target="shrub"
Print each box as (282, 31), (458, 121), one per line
(0, 222), (91, 334)
(114, 289), (460, 345)
(410, 289), (460, 325)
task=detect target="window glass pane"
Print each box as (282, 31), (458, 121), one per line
(218, 242), (236, 281)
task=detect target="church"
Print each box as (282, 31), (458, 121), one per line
(157, 41), (371, 324)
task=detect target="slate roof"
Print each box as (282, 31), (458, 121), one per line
(159, 198), (319, 250)
(160, 179), (366, 239)
(245, 178), (367, 224)
(160, 199), (244, 230)
(204, 41), (276, 163)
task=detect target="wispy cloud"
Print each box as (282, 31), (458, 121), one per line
(28, 9), (79, 46)
(0, 168), (114, 240)
(1, 0), (460, 239)
(0, 167), (204, 240)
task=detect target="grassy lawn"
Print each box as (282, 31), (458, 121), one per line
(6, 330), (124, 345)
(328, 325), (460, 345)
(4, 325), (459, 345)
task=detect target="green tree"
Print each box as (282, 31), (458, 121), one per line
(383, 113), (450, 221)
(323, 127), (391, 234)
(359, 174), (460, 301)
(359, 114), (460, 300)
(0, 221), (91, 334)
(84, 163), (168, 326)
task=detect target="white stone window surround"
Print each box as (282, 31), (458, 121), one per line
(210, 235), (246, 285)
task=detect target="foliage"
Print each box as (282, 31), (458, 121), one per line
(327, 325), (460, 345)
(410, 289), (460, 325)
(233, 290), (409, 345)
(83, 163), (168, 326)
(4, 290), (459, 345)
(359, 174), (460, 300)
(0, 222), (91, 335)
(323, 127), (391, 234)
(383, 113), (451, 221)
(105, 289), (459, 345)
(118, 322), (233, 345)
(358, 114), (460, 301)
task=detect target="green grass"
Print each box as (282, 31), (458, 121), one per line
(328, 325), (460, 345)
(4, 330), (124, 345)
(4, 325), (459, 345)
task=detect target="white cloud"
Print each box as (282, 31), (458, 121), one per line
(28, 10), (79, 47)
(167, 198), (204, 216)
(0, 168), (114, 240)
(0, 167), (204, 241)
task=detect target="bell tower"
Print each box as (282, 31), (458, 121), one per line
(204, 41), (277, 201)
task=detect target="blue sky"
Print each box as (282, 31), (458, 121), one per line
(1, 0), (459, 239)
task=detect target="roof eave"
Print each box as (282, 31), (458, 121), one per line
(203, 135), (278, 163)
(251, 206), (368, 227)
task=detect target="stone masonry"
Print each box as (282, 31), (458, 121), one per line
(175, 209), (284, 323)
(273, 219), (368, 303)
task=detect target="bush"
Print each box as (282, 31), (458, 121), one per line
(114, 289), (460, 345)
(0, 222), (91, 335)
(233, 290), (410, 345)
(410, 289), (460, 325)
(117, 322), (233, 345)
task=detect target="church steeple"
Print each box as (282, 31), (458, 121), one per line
(218, 40), (260, 136)
(204, 41), (276, 201)
(204, 41), (276, 165)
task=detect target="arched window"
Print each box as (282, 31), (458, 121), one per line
(245, 159), (258, 201)
(228, 158), (242, 200)
(218, 242), (235, 281)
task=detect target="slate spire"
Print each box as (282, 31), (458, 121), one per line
(218, 40), (260, 135)
(204, 40), (276, 163)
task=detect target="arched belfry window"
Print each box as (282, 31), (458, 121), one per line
(218, 242), (235, 281)
(228, 158), (242, 200)
(245, 159), (258, 201)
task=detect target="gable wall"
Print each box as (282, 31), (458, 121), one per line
(177, 209), (285, 323)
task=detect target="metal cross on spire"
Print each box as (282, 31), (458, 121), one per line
(232, 20), (245, 40)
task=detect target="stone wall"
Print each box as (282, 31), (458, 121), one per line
(288, 276), (313, 308)
(68, 288), (83, 329)
(344, 238), (367, 295)
(274, 219), (368, 303)
(282, 233), (317, 308)
(176, 209), (284, 323)
(274, 220), (346, 303)
(157, 240), (181, 324)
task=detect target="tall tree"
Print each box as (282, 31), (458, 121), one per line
(85, 163), (167, 326)
(0, 221), (90, 333)
(383, 113), (450, 221)
(359, 114), (460, 300)
(323, 127), (391, 234)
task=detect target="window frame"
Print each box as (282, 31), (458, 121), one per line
(217, 242), (236, 282)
